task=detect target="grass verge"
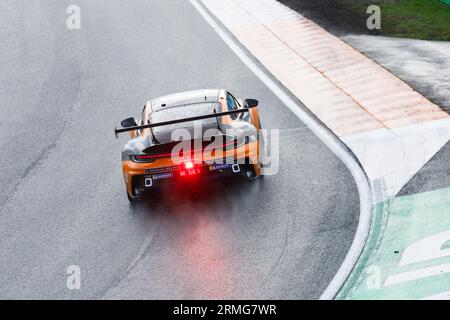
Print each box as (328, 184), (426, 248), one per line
(279, 0), (450, 41)
(367, 0), (450, 40)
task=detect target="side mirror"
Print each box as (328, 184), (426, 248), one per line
(120, 117), (137, 128)
(244, 99), (259, 108)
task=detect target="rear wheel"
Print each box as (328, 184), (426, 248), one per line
(127, 189), (141, 203)
(256, 118), (265, 178)
(127, 192), (135, 203)
(246, 164), (262, 181)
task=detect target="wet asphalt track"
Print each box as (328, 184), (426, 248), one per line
(0, 0), (359, 299)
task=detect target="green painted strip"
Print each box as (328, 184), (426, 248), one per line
(336, 200), (390, 299)
(338, 187), (450, 300)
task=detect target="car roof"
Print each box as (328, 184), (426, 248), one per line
(150, 89), (221, 112)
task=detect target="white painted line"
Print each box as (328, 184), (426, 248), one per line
(384, 262), (450, 287)
(421, 290), (450, 300)
(398, 229), (450, 267)
(190, 0), (373, 300)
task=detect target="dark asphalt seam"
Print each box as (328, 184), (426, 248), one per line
(258, 214), (290, 293)
(0, 121), (68, 216)
(0, 77), (82, 216)
(0, 7), (83, 216)
(100, 220), (157, 298)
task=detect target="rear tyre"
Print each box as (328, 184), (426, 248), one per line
(127, 192), (135, 202)
(127, 190), (140, 203)
(246, 165), (261, 181)
(258, 118), (266, 169)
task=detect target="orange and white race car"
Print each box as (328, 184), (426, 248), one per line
(114, 89), (264, 201)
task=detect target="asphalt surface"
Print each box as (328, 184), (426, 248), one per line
(0, 0), (359, 299)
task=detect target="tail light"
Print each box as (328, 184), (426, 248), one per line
(180, 160), (200, 177)
(133, 155), (158, 163)
(183, 161), (194, 169)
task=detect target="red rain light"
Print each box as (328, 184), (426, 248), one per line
(180, 161), (200, 177)
(184, 161), (194, 169)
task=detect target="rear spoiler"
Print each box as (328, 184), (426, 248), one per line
(114, 105), (256, 138)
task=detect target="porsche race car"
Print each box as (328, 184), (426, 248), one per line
(114, 89), (264, 201)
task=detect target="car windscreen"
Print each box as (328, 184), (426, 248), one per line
(150, 102), (222, 142)
(150, 102), (221, 130)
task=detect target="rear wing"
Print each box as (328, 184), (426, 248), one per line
(114, 105), (257, 138)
